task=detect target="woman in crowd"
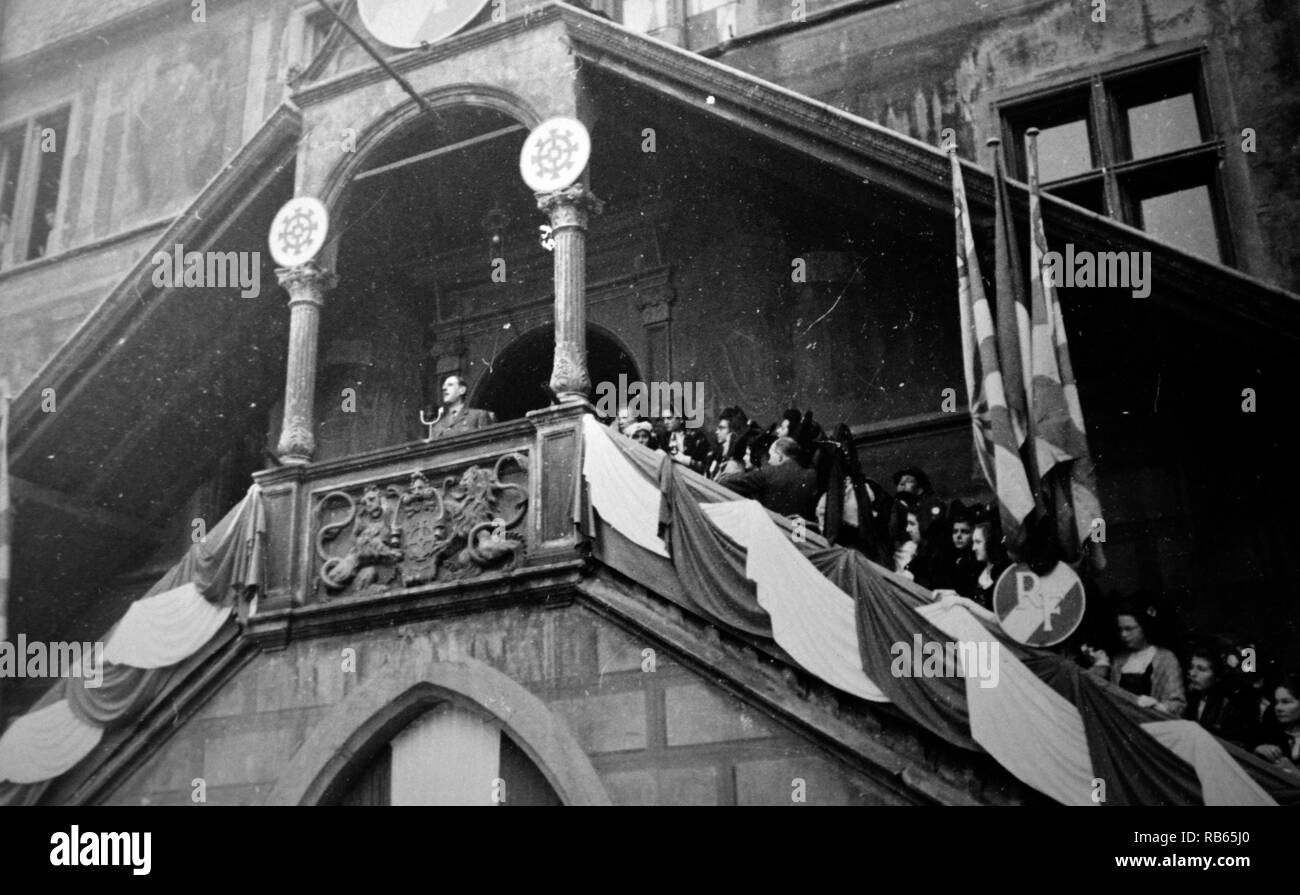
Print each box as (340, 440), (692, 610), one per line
(1183, 642), (1257, 747)
(623, 420), (655, 449)
(888, 503), (924, 582)
(969, 520), (1006, 611)
(1087, 599), (1186, 716)
(1254, 673), (1300, 775)
(716, 428), (760, 478)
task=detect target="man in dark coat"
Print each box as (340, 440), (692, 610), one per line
(658, 409), (710, 474)
(424, 374), (496, 439)
(932, 501), (983, 597)
(718, 436), (818, 521)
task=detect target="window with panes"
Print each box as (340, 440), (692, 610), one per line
(999, 50), (1228, 265)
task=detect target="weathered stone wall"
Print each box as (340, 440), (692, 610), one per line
(105, 601), (940, 805)
(712, 0), (1300, 290)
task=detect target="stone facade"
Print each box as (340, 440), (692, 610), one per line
(103, 601), (1001, 805)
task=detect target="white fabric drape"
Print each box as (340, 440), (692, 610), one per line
(0, 699), (103, 784)
(103, 582), (231, 669)
(390, 705), (502, 806)
(581, 415), (669, 557)
(702, 500), (887, 702)
(918, 597), (1097, 806)
(1141, 720), (1277, 806)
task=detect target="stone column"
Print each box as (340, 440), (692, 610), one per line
(537, 183), (603, 403)
(275, 261), (337, 464)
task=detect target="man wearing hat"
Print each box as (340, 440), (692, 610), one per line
(892, 466), (945, 533)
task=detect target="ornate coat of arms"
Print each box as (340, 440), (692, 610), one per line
(314, 454), (528, 597)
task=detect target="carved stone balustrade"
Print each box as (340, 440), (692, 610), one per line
(249, 401), (592, 642)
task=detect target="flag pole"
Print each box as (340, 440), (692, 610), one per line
(1023, 127), (1106, 571)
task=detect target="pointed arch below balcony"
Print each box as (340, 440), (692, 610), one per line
(266, 656), (611, 806)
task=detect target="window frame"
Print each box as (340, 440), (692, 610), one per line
(283, 0), (344, 83)
(0, 98), (76, 271)
(997, 46), (1232, 266)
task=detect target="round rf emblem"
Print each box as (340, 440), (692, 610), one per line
(993, 561), (1086, 647)
(269, 197), (329, 268)
(519, 117), (591, 193)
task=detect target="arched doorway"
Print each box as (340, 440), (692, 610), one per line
(329, 703), (562, 806)
(266, 660), (611, 806)
(474, 326), (641, 422)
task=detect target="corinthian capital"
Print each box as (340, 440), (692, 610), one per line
(276, 261), (338, 305)
(536, 184), (605, 230)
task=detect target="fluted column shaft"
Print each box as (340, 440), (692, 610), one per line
(537, 184), (603, 402)
(275, 262), (337, 464)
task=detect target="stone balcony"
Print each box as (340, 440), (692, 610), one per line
(247, 402), (592, 646)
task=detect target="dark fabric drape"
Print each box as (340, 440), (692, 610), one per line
(658, 457), (770, 637)
(809, 546), (977, 751)
(144, 484), (266, 604)
(1023, 652), (1202, 805)
(592, 519), (687, 608)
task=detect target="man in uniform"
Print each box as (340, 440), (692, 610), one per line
(424, 374), (496, 439)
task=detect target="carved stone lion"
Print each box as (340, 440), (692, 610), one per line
(317, 486), (403, 592)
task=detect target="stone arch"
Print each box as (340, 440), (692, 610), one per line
(266, 656), (610, 806)
(472, 322), (643, 422)
(317, 84), (544, 216)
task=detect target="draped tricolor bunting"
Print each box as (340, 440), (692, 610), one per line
(0, 485), (266, 805)
(582, 417), (1299, 805)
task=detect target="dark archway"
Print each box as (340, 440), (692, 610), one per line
(474, 326), (641, 422)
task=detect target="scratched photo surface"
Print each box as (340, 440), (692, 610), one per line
(0, 0), (1296, 813)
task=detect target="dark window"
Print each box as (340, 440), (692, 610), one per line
(0, 105), (71, 269)
(1001, 52), (1228, 265)
(0, 125), (28, 269)
(27, 108), (70, 261)
(301, 5), (336, 61)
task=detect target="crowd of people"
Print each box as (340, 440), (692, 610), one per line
(1082, 599), (1300, 773)
(610, 402), (1004, 601)
(608, 403), (1300, 777)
